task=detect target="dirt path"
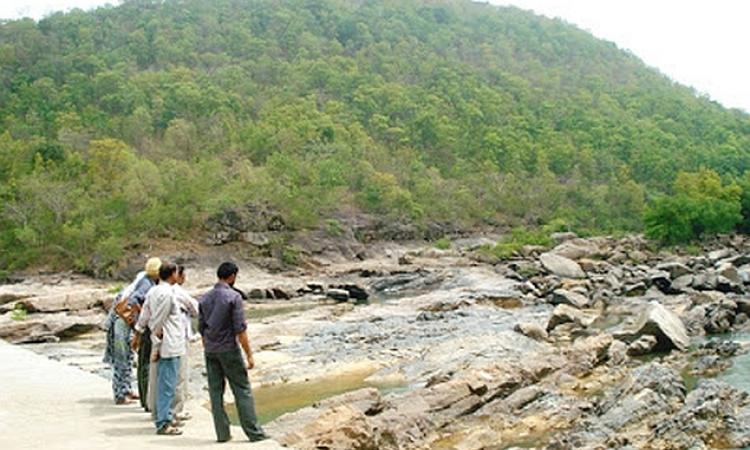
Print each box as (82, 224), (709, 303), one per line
(0, 339), (285, 449)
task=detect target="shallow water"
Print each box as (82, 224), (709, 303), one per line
(217, 368), (405, 425)
(245, 303), (317, 322)
(715, 332), (750, 394)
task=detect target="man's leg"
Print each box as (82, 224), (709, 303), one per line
(206, 352), (231, 442)
(155, 356), (179, 431)
(173, 350), (188, 416)
(147, 352), (158, 420)
(221, 348), (267, 441)
(137, 329), (152, 410)
(112, 318), (133, 403)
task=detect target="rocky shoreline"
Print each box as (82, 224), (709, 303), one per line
(2, 233), (750, 449)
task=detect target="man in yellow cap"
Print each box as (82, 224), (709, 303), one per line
(104, 257), (161, 405)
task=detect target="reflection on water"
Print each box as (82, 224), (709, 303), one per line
(215, 368), (406, 425)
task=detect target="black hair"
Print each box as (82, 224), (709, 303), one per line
(217, 261), (239, 280)
(177, 265), (185, 276)
(159, 262), (178, 281)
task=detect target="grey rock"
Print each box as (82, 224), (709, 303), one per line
(738, 265), (750, 284)
(623, 282), (647, 297)
(0, 312), (104, 344)
(607, 339), (629, 365)
(547, 304), (598, 331)
(708, 248), (732, 262)
(671, 274), (694, 293)
(627, 334), (658, 356)
(513, 322), (549, 342)
(647, 269), (675, 294)
(617, 302), (690, 351)
(717, 263), (742, 284)
(704, 299), (737, 334)
(550, 232), (578, 243)
(656, 262), (692, 279)
(716, 275), (743, 294)
(540, 253), (586, 279)
(550, 289), (589, 308)
(693, 272), (718, 291)
(326, 288), (350, 302)
(550, 239), (602, 260)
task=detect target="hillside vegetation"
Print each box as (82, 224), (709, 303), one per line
(2, 0), (750, 271)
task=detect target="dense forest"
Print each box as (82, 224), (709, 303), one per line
(2, 0), (750, 272)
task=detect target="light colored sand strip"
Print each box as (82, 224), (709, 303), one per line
(0, 339), (287, 450)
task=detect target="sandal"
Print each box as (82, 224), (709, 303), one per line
(115, 397), (135, 405)
(157, 425), (183, 436)
(171, 419), (185, 428)
(126, 392), (140, 400)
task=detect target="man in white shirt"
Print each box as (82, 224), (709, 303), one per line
(145, 262), (185, 436)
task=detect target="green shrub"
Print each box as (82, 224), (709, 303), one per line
(281, 246), (300, 265)
(476, 226), (553, 262)
(325, 219), (344, 237)
(11, 303), (27, 321)
(434, 237), (451, 250)
(644, 170), (742, 245)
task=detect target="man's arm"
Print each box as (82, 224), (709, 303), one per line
(131, 297), (152, 351)
(237, 330), (254, 370)
(149, 291), (172, 336)
(134, 297), (152, 334)
(129, 278), (151, 306)
(231, 294), (252, 369)
(174, 286), (199, 317)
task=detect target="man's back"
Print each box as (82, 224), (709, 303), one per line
(147, 283), (185, 358)
(199, 282), (246, 353)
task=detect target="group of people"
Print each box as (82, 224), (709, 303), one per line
(103, 258), (267, 441)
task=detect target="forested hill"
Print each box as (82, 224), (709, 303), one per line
(1, 0), (750, 271)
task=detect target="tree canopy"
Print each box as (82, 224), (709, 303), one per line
(1, 0), (749, 271)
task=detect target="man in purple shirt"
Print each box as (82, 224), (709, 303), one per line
(199, 262), (267, 443)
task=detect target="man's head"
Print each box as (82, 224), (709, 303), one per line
(159, 262), (179, 285)
(176, 265), (186, 285)
(217, 261), (239, 286)
(145, 257), (162, 280)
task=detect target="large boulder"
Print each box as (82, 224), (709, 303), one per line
(15, 289), (110, 313)
(539, 253), (586, 279)
(617, 302), (690, 351)
(277, 405), (377, 450)
(0, 312), (104, 344)
(550, 238), (605, 261)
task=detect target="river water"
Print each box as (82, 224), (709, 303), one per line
(716, 332), (750, 394)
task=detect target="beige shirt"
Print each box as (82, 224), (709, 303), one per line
(146, 283), (186, 359)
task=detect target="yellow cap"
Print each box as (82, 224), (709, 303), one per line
(145, 257), (162, 277)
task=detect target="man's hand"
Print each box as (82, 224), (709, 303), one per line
(246, 353), (255, 371)
(151, 351), (160, 363)
(131, 333), (140, 352)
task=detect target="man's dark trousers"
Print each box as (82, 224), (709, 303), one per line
(205, 348), (266, 442)
(137, 329), (152, 410)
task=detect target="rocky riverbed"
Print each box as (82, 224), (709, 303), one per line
(3, 233), (750, 449)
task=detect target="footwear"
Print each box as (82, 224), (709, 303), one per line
(170, 419), (185, 428)
(250, 434), (269, 442)
(115, 397), (135, 405)
(217, 436), (232, 443)
(175, 411), (192, 421)
(126, 392), (140, 400)
(156, 425), (183, 436)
